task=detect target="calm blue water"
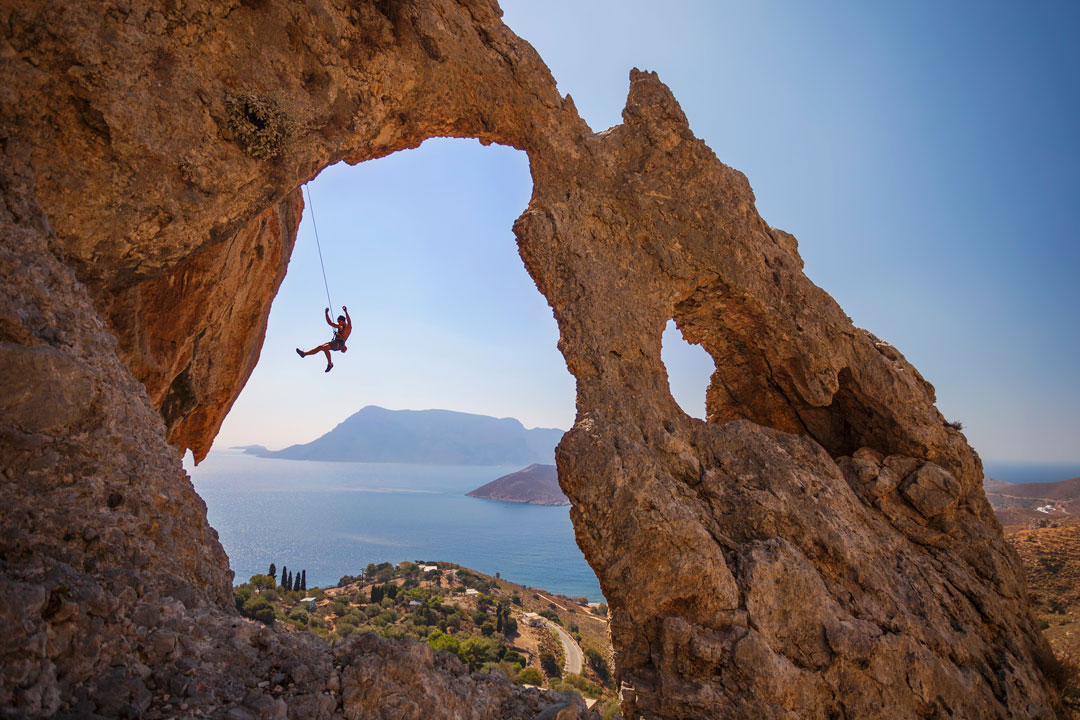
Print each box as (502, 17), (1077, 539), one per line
(982, 460), (1080, 485)
(185, 451), (603, 601)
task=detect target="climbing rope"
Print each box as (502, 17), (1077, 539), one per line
(303, 183), (333, 311)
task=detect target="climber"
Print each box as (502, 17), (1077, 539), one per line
(296, 306), (351, 373)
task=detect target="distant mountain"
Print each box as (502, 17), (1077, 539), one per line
(244, 406), (564, 465)
(984, 476), (1080, 530)
(467, 464), (568, 506)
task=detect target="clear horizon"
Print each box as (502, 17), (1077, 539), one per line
(211, 2), (1080, 464)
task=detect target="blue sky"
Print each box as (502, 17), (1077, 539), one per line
(214, 1), (1079, 463)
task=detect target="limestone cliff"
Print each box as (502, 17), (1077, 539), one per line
(0, 0), (1066, 718)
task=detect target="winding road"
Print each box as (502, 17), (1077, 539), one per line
(545, 619), (583, 675)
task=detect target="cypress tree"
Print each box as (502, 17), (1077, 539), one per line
(280, 565), (288, 591)
(300, 570), (307, 591)
(268, 563), (277, 583)
(287, 570), (294, 591)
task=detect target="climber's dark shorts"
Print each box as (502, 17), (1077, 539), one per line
(329, 338), (345, 351)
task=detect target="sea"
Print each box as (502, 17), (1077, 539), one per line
(186, 452), (1080, 600)
(981, 460), (1080, 485)
(186, 450), (604, 600)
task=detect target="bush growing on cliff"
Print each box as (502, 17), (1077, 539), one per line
(224, 93), (293, 160)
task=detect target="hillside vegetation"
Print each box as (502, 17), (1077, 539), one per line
(234, 561), (619, 716)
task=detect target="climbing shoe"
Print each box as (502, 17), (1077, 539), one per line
(325, 363), (333, 373)
(296, 348), (304, 358)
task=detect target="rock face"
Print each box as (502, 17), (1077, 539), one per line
(0, 1), (1065, 718)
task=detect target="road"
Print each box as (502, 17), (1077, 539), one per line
(545, 619), (583, 675)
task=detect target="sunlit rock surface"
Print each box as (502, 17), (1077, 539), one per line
(0, 0), (1065, 717)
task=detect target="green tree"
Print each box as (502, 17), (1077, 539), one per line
(300, 570), (307, 591)
(460, 636), (496, 671)
(280, 566), (288, 591)
(503, 616), (518, 638)
(371, 585), (383, 604)
(241, 596), (276, 624)
(428, 630), (461, 657)
(480, 621), (495, 636)
(249, 574), (276, 590)
(268, 563), (277, 583)
(234, 584), (253, 611)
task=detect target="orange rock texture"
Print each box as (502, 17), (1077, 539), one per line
(0, 0), (1067, 717)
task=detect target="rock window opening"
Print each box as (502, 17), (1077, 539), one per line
(660, 318), (714, 421)
(187, 138), (598, 605)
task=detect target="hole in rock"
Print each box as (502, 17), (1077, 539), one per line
(661, 319), (714, 420)
(184, 139), (608, 634)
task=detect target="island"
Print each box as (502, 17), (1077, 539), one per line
(466, 464), (569, 506)
(242, 406), (564, 466)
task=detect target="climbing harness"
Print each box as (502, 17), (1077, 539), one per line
(303, 183), (333, 311)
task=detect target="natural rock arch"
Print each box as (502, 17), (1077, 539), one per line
(0, 0), (1065, 717)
